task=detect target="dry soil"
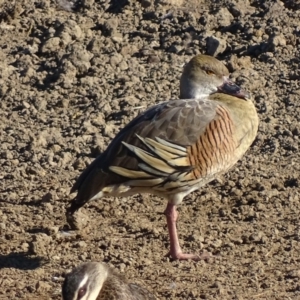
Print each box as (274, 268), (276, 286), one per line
(0, 0), (300, 299)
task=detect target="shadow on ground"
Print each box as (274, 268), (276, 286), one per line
(0, 252), (45, 270)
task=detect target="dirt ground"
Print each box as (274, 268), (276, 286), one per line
(0, 0), (300, 299)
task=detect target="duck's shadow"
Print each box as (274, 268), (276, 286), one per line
(0, 251), (44, 270)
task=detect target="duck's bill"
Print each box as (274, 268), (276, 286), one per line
(218, 80), (250, 99)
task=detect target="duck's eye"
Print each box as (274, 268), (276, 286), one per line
(77, 287), (87, 299)
(206, 70), (215, 75)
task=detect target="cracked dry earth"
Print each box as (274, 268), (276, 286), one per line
(0, 0), (300, 299)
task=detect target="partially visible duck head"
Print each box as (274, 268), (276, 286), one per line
(62, 262), (108, 300)
(62, 262), (155, 300)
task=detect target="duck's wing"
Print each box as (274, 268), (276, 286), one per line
(69, 98), (236, 212)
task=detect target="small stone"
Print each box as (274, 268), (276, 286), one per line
(249, 231), (264, 243)
(119, 60), (128, 71)
(36, 281), (52, 292)
(2, 151), (13, 160)
(48, 226), (59, 235)
(206, 36), (227, 56)
(78, 241), (87, 248)
(112, 32), (123, 43)
(287, 270), (300, 279)
(270, 34), (286, 47)
(212, 239), (223, 248)
(22, 101), (31, 109)
(119, 263), (126, 272)
(84, 0), (95, 8)
(103, 19), (118, 36)
(68, 45), (93, 74)
(30, 233), (52, 256)
(139, 0), (152, 8)
(67, 210), (89, 230)
(229, 1), (254, 17)
(79, 253), (88, 260)
(41, 37), (61, 53)
(110, 53), (123, 66)
(21, 242), (29, 251)
(215, 8), (233, 27)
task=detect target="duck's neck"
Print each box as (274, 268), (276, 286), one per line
(180, 86), (211, 99)
(180, 76), (215, 99)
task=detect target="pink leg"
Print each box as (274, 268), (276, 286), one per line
(164, 202), (210, 261)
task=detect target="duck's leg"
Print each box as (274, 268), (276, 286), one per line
(164, 202), (200, 260)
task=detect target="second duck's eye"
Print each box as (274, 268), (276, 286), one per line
(77, 287), (87, 299)
(206, 70), (215, 75)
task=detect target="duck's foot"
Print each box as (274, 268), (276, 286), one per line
(165, 249), (213, 261)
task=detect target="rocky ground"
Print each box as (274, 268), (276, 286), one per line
(0, 0), (300, 299)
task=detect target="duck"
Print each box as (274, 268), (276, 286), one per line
(62, 262), (155, 300)
(67, 54), (259, 260)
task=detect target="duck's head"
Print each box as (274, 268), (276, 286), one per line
(180, 54), (249, 100)
(62, 262), (108, 300)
